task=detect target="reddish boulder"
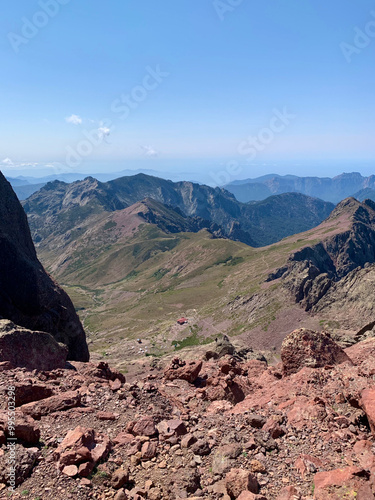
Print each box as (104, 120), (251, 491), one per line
(132, 416), (156, 437)
(314, 466), (372, 500)
(156, 419), (187, 438)
(353, 440), (375, 469)
(281, 329), (352, 376)
(97, 411), (117, 421)
(20, 390), (81, 419)
(141, 441), (157, 460)
(0, 410), (40, 445)
(263, 417), (285, 439)
(54, 426), (111, 476)
(361, 388), (375, 436)
(164, 357), (202, 383)
(9, 382), (54, 407)
(225, 468), (259, 498)
(111, 467), (129, 489)
(0, 320), (68, 371)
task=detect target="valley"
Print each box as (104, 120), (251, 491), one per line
(20, 174), (375, 376)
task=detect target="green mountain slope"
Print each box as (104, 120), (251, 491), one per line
(32, 196), (375, 372)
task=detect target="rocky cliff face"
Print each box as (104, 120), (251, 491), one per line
(0, 172), (89, 361)
(267, 197), (375, 312)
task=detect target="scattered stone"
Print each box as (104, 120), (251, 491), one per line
(20, 390), (81, 419)
(164, 357), (202, 383)
(111, 467), (129, 489)
(132, 416), (156, 437)
(225, 468), (259, 498)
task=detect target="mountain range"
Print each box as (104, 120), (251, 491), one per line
(225, 172), (375, 203)
(23, 173), (334, 248)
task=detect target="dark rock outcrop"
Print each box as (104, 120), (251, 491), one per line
(0, 172), (89, 361)
(0, 320), (68, 370)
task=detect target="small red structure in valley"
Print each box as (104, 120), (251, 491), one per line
(177, 317), (188, 325)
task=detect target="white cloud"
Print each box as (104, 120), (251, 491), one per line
(1, 157), (14, 166)
(65, 114), (82, 125)
(140, 145), (158, 158)
(98, 125), (111, 140)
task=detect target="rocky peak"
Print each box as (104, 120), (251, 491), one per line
(267, 197), (375, 311)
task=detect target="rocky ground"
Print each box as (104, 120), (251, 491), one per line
(1, 329), (375, 499)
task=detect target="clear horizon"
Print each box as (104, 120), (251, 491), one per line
(1, 1), (374, 182)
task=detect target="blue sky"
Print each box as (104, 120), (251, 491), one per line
(0, 0), (374, 181)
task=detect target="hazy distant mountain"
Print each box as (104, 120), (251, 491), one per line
(6, 167), (208, 199)
(23, 173), (334, 248)
(225, 172), (375, 203)
(12, 183), (46, 200)
(353, 188), (375, 202)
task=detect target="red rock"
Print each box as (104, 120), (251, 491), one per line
(225, 468), (259, 498)
(294, 454), (324, 479)
(78, 461), (94, 478)
(361, 388), (375, 435)
(132, 416), (156, 437)
(97, 411), (117, 421)
(91, 438), (111, 463)
(206, 400), (233, 414)
(113, 432), (135, 446)
(79, 477), (92, 487)
(62, 465), (78, 477)
(237, 492), (264, 500)
(156, 419), (187, 437)
(353, 440), (375, 469)
(111, 467), (129, 489)
(114, 491), (128, 500)
(0, 410), (40, 444)
(314, 466), (372, 500)
(20, 390), (81, 419)
(275, 486), (300, 499)
(244, 359), (268, 380)
(10, 383), (54, 407)
(263, 418), (285, 438)
(286, 396), (327, 430)
(54, 426), (111, 474)
(110, 378), (122, 391)
(281, 329), (352, 376)
(164, 358), (202, 383)
(181, 433), (197, 448)
(141, 441), (157, 460)
(0, 430), (5, 445)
